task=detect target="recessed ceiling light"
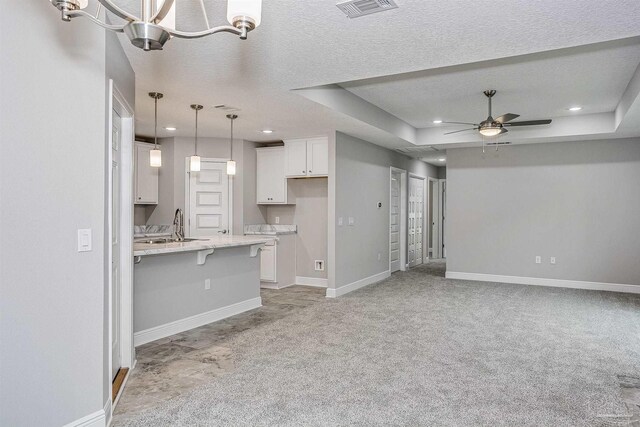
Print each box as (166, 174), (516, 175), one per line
(262, 129), (274, 134)
(165, 127), (177, 131)
(433, 120), (443, 124)
(568, 106), (582, 111)
(438, 158), (445, 162)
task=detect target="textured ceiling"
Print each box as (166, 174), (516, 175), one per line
(112, 0), (640, 147)
(340, 39), (640, 128)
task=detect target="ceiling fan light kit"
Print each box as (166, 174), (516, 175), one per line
(442, 90), (552, 142)
(50, 0), (262, 51)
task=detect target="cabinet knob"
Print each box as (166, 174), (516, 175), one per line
(137, 197), (141, 200)
(302, 170), (306, 173)
(309, 171), (312, 173)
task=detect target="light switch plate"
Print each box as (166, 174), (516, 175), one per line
(338, 217), (343, 226)
(78, 229), (92, 252)
(550, 257), (556, 265)
(348, 217), (355, 226)
(535, 256), (541, 264)
(275, 216), (280, 224)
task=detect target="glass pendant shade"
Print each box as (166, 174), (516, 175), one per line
(227, 0), (262, 27)
(190, 155), (201, 172)
(226, 160), (237, 176)
(150, 149), (162, 167)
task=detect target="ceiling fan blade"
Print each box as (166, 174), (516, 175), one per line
(499, 128), (508, 134)
(440, 121), (479, 126)
(494, 113), (519, 124)
(444, 128), (477, 135)
(504, 119), (552, 126)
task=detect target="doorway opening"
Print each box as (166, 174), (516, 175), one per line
(108, 80), (135, 410)
(389, 167), (407, 273)
(428, 178), (446, 259)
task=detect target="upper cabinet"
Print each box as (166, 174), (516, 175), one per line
(284, 137), (329, 178)
(134, 142), (158, 205)
(256, 147), (295, 205)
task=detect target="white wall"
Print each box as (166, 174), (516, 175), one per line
(1, 2), (108, 426)
(266, 178), (329, 279)
(332, 132), (438, 290)
(446, 138), (640, 285)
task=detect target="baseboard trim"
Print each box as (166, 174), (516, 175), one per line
(134, 297), (262, 347)
(260, 282), (295, 290)
(326, 270), (391, 298)
(445, 271), (640, 294)
(104, 399), (112, 427)
(63, 407), (106, 427)
(295, 276), (328, 288)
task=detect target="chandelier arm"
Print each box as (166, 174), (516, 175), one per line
(96, 0), (138, 22)
(151, 0), (175, 24)
(64, 10), (126, 32)
(168, 26), (243, 39)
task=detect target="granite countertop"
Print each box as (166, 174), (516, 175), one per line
(134, 235), (275, 257)
(244, 224), (297, 235)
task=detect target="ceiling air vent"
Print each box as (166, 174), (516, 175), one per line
(213, 104), (240, 113)
(485, 141), (511, 146)
(337, 0), (398, 18)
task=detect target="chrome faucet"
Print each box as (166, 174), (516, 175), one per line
(173, 208), (185, 241)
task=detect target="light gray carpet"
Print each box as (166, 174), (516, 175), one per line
(117, 262), (640, 426)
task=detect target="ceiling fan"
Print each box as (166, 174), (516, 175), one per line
(441, 90), (552, 137)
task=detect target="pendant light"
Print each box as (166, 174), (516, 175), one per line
(190, 104), (203, 172)
(226, 114), (238, 176)
(149, 92), (163, 167)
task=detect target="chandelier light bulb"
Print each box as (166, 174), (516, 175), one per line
(227, 0), (262, 27)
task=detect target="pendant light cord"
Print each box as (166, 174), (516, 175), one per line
(195, 109), (199, 155)
(154, 96), (158, 149)
(230, 117), (234, 160)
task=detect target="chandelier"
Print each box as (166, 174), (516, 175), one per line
(49, 0), (262, 51)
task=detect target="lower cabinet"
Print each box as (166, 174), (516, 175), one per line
(259, 242), (276, 282)
(259, 234), (296, 289)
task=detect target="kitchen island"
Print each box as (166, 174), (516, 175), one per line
(133, 235), (275, 346)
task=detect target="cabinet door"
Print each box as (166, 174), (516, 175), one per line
(260, 245), (276, 282)
(307, 138), (329, 177)
(284, 140), (308, 177)
(256, 148), (286, 204)
(135, 143), (158, 204)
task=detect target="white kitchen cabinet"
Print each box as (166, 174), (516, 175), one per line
(134, 142), (158, 204)
(259, 235), (296, 288)
(259, 242), (276, 282)
(256, 147), (294, 204)
(284, 137), (329, 178)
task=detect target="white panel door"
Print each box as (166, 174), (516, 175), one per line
(111, 108), (122, 381)
(188, 160), (229, 237)
(390, 171), (401, 272)
(408, 176), (425, 268)
(307, 138), (329, 177)
(284, 140), (308, 177)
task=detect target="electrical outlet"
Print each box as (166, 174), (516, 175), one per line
(275, 216), (280, 224)
(550, 257), (556, 265)
(315, 260), (325, 271)
(338, 217), (343, 226)
(205, 279), (211, 290)
(535, 256), (541, 264)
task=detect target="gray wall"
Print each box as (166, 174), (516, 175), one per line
(144, 138), (266, 231)
(446, 138), (640, 285)
(266, 178), (329, 279)
(1, 3), (108, 426)
(438, 166), (447, 179)
(333, 132), (439, 288)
